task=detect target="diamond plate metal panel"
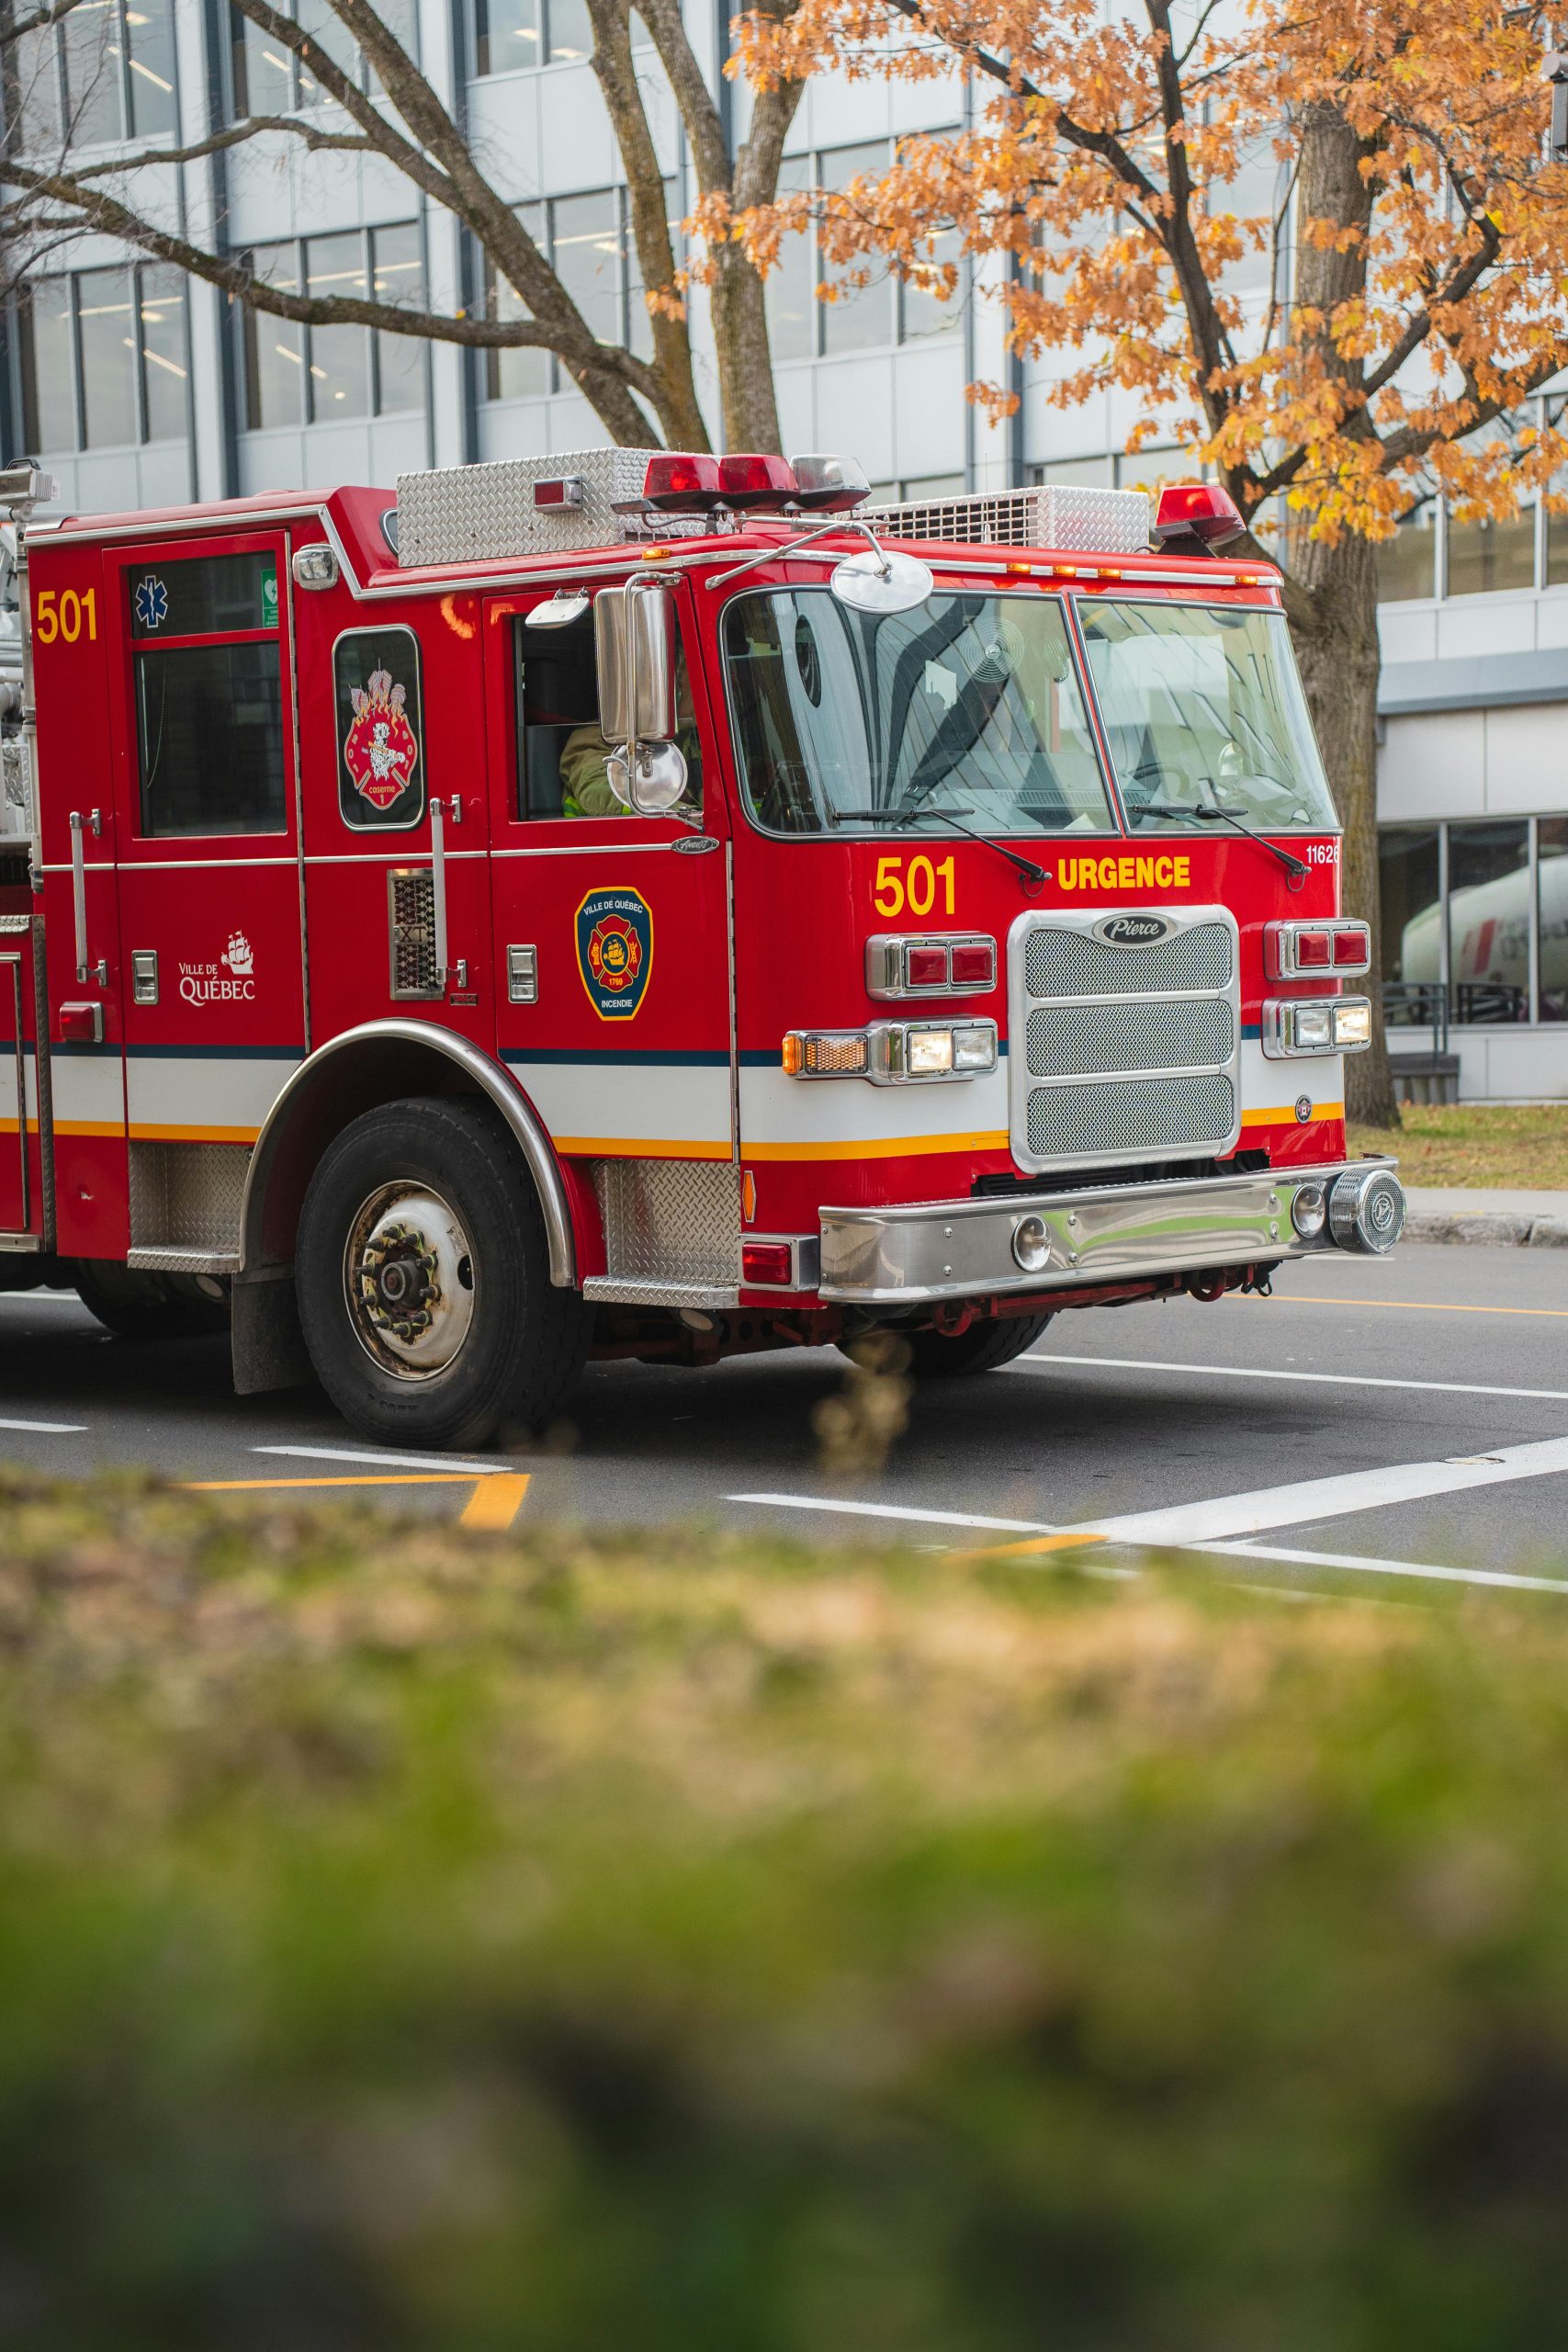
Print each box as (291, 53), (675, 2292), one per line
(862, 485), (1151, 555)
(129, 1141), (250, 1256)
(592, 1159), (741, 1287)
(395, 450), (710, 566)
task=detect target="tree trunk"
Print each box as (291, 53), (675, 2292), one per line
(1291, 531), (1401, 1128)
(708, 243), (785, 453)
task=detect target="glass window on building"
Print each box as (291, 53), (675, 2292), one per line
(371, 223), (424, 413)
(1376, 493), (1438, 602)
(2, 20), (62, 151)
(626, 178), (681, 364)
(474, 0), (540, 73)
(1448, 820), (1529, 1024)
(75, 266), (138, 447)
(242, 243), (304, 429)
(1544, 394), (1568, 589)
(899, 220), (961, 340)
(551, 188), (621, 346)
(125, 0), (176, 132)
(819, 141), (892, 355)
(546, 0), (592, 61)
(1445, 417), (1536, 596)
(138, 266), (188, 439)
(482, 202), (549, 400)
(17, 266), (188, 453)
(1538, 819), (1568, 1022)
(18, 277), (75, 453)
(1377, 826), (1441, 1023)
(231, 0), (414, 113)
(305, 232), (371, 419)
(60, 0), (127, 144)
(764, 153), (814, 363)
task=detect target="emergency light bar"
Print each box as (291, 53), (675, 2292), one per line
(1153, 481), (1247, 551)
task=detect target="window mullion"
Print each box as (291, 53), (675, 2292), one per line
(116, 0), (131, 137)
(130, 264), (148, 445)
(299, 237), (310, 424)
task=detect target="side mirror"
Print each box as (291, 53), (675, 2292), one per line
(595, 577), (675, 747)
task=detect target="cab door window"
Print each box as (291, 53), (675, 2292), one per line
(513, 604), (702, 819)
(130, 550), (286, 837)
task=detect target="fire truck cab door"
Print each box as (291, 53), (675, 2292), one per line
(483, 583), (735, 1182)
(104, 532), (307, 1244)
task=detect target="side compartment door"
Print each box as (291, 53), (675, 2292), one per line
(482, 582), (737, 1291)
(102, 533), (307, 1266)
(291, 582), (492, 1055)
(0, 914), (46, 1245)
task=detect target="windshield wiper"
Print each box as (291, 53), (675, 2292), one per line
(1130, 797), (1307, 888)
(828, 804), (1046, 894)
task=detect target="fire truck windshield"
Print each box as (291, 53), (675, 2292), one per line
(722, 589), (1118, 838)
(1076, 601), (1338, 835)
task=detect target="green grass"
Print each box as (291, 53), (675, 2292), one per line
(6, 1476), (1568, 2346)
(1350, 1100), (1568, 1189)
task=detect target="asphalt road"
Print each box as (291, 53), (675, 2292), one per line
(4, 1243), (1568, 1598)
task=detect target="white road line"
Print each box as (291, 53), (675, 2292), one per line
(1009, 1354), (1568, 1407)
(0, 1415), (88, 1432)
(728, 1491), (1057, 1534)
(254, 1443), (513, 1477)
(1083, 1433), (1568, 1549)
(1207, 1540), (1568, 1596)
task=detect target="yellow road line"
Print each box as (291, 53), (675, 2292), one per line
(1250, 1295), (1568, 1320)
(951, 1529), (1107, 1562)
(459, 1472), (532, 1530)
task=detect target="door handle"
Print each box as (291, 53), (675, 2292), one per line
(69, 808), (107, 987)
(429, 795), (449, 982)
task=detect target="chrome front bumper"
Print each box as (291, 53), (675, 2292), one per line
(817, 1158), (1404, 1306)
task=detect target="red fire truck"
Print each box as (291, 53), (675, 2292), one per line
(0, 448), (1404, 1450)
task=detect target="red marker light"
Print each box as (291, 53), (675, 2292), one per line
(1153, 481), (1247, 548)
(717, 454), (797, 509)
(1294, 929), (1333, 968)
(905, 944), (949, 989)
(741, 1241), (794, 1286)
(642, 452), (724, 512)
(58, 1002), (104, 1045)
(1333, 924), (1371, 968)
(949, 939), (997, 989)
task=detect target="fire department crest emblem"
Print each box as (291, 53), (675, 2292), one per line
(576, 887), (653, 1021)
(343, 667), (419, 812)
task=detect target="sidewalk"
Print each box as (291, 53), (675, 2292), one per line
(1403, 1186), (1568, 1247)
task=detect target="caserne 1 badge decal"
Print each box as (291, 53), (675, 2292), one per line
(576, 887), (653, 1020)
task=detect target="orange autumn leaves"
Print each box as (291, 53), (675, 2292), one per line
(711, 0), (1568, 544)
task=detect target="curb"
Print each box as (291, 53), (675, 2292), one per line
(1404, 1212), (1568, 1249)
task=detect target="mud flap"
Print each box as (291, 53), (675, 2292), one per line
(231, 1266), (314, 1394)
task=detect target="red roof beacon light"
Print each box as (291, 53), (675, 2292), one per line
(1153, 481), (1247, 551)
(790, 453), (872, 512)
(717, 454), (798, 510)
(641, 452), (725, 512)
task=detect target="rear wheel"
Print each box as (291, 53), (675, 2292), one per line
(295, 1096), (588, 1450)
(842, 1313), (1054, 1380)
(73, 1261), (231, 1341)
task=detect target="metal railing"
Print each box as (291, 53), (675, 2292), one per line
(1382, 981), (1450, 1053)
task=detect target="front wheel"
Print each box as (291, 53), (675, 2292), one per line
(295, 1096), (588, 1450)
(842, 1313), (1054, 1380)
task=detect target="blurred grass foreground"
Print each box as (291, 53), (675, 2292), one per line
(4, 1478), (1568, 2348)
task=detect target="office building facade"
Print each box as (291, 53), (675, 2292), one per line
(2, 0), (1563, 1095)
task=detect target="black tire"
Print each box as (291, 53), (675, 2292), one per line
(842, 1312), (1055, 1381)
(73, 1261), (231, 1341)
(295, 1095), (588, 1451)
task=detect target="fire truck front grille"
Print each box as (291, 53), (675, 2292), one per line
(1025, 997), (1234, 1079)
(1025, 1074), (1236, 1161)
(389, 869), (440, 1000)
(1010, 909), (1241, 1176)
(1021, 922), (1232, 998)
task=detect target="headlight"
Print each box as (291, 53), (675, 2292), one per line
(906, 1026), (955, 1075)
(1262, 996), (1372, 1057)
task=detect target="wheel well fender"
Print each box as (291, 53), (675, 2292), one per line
(241, 1023), (577, 1286)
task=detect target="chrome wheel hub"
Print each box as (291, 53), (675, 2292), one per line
(344, 1184), (476, 1378)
